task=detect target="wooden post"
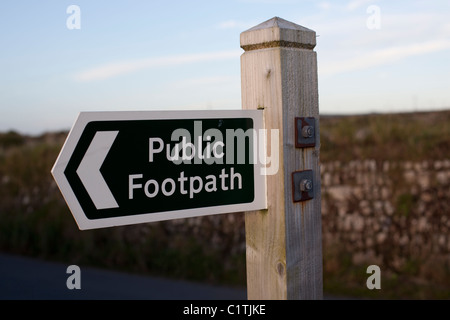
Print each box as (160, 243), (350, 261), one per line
(241, 17), (323, 299)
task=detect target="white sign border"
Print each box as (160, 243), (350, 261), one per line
(51, 110), (267, 230)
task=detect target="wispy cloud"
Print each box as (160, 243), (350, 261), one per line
(73, 50), (242, 82)
(320, 38), (450, 76)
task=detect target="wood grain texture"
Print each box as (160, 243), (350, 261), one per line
(241, 17), (323, 300)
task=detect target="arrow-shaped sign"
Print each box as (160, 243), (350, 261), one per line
(51, 110), (266, 230)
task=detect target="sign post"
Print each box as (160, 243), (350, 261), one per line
(52, 110), (266, 230)
(241, 17), (323, 299)
(51, 16), (323, 300)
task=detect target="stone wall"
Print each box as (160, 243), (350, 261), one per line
(321, 159), (450, 283)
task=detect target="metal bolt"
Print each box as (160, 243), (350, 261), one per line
(300, 179), (313, 192)
(302, 125), (314, 138)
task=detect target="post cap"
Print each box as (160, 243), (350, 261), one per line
(240, 17), (316, 51)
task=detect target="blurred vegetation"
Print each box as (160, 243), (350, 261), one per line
(0, 130), (25, 148)
(0, 110), (449, 299)
(320, 110), (450, 162)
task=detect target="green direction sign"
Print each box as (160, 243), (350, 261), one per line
(52, 110), (266, 230)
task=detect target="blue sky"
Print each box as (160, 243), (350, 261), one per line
(1, 0), (449, 134)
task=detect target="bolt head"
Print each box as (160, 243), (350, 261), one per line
(300, 179), (313, 192)
(302, 125), (314, 138)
